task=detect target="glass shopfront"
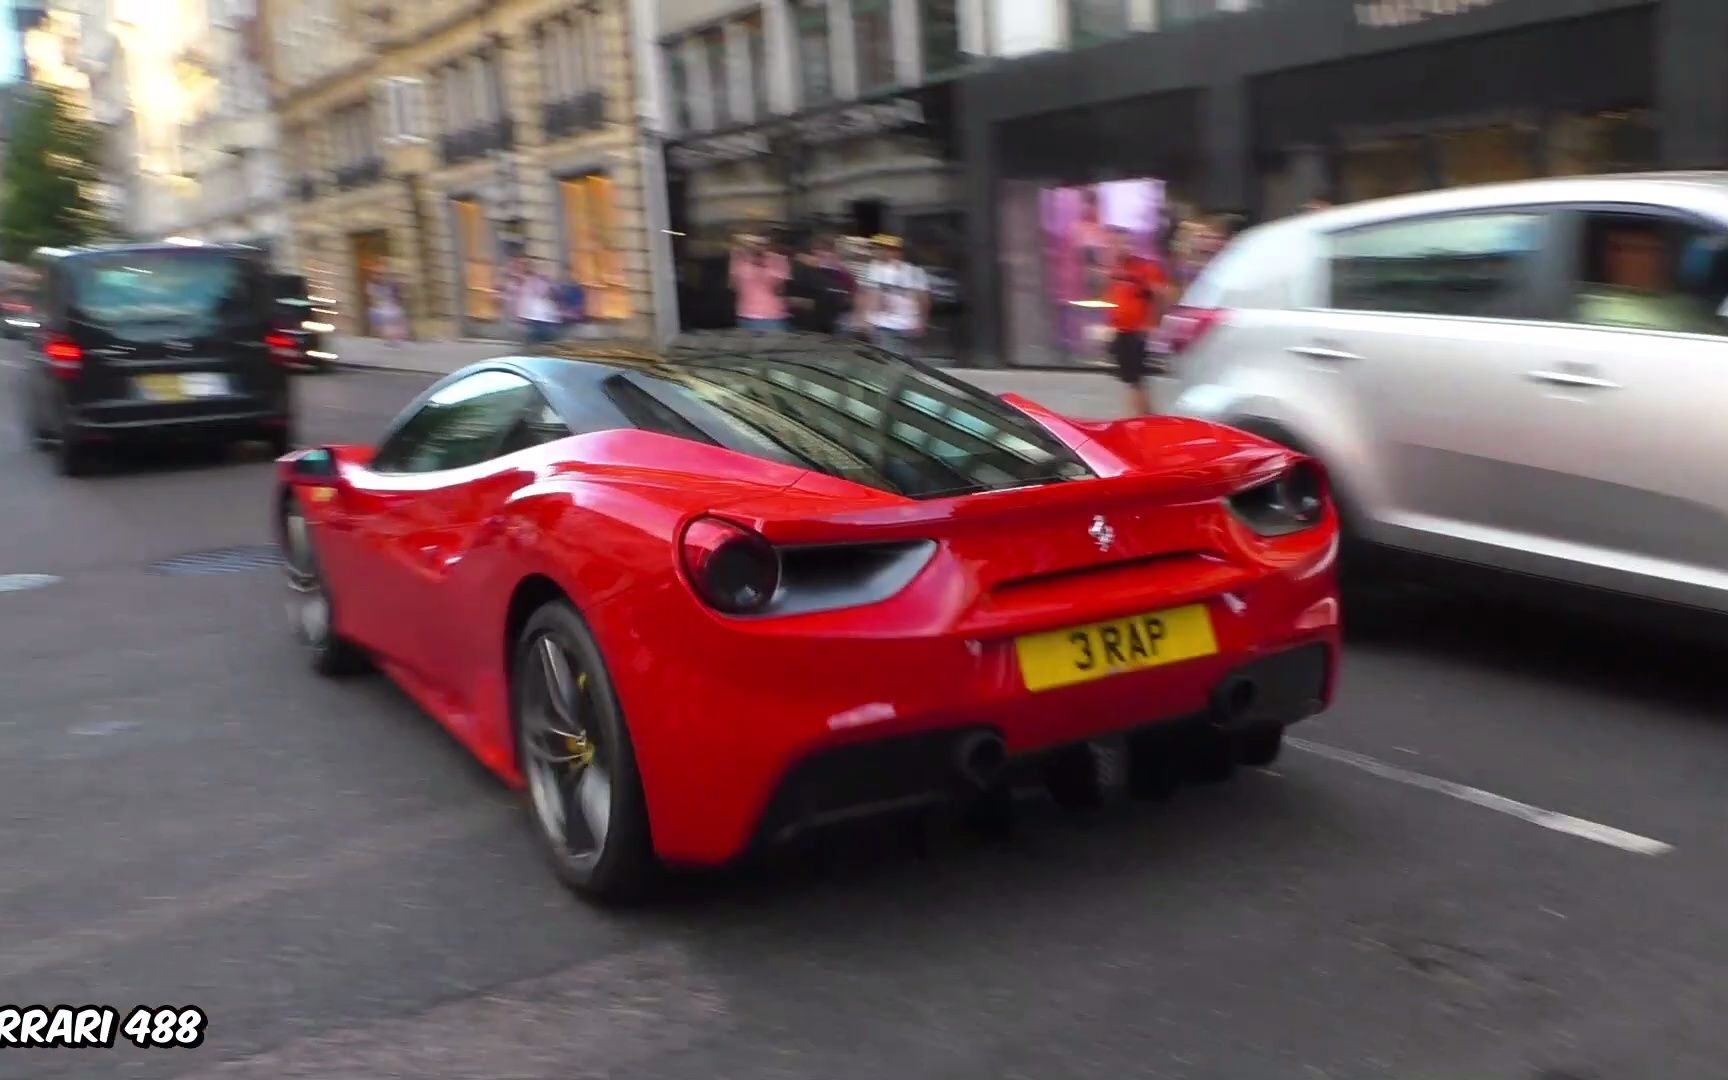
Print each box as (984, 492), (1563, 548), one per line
(664, 84), (966, 360)
(999, 177), (1169, 368)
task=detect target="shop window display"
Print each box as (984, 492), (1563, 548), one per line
(1436, 123), (1538, 188)
(1340, 136), (1428, 202)
(560, 174), (633, 321)
(1548, 109), (1657, 176)
(452, 197), (497, 323)
(1000, 178), (1166, 367)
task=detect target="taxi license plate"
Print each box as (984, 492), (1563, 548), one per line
(1014, 603), (1219, 693)
(136, 373), (229, 401)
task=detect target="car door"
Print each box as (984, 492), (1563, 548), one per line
(343, 369), (546, 672)
(1480, 202), (1728, 609)
(1313, 206), (1563, 560)
(418, 395), (578, 704)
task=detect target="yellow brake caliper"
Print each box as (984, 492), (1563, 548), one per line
(566, 672), (595, 766)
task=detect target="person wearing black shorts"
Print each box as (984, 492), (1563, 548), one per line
(1101, 229), (1169, 416)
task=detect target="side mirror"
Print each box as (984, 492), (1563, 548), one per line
(290, 447), (340, 480)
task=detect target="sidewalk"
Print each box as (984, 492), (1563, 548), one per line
(329, 335), (1151, 420)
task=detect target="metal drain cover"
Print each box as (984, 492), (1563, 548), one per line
(149, 545), (283, 576)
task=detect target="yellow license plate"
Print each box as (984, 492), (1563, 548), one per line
(137, 374), (186, 402)
(1015, 603), (1219, 693)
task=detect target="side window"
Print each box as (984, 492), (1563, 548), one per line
(497, 397), (575, 456)
(1570, 211), (1728, 338)
(1328, 211), (1544, 318)
(372, 370), (539, 474)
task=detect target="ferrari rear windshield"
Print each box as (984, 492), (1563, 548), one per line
(603, 355), (1095, 499)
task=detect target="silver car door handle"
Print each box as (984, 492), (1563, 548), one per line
(1287, 346), (1362, 362)
(1527, 370), (1622, 390)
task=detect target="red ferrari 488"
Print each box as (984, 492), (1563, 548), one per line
(275, 334), (1340, 903)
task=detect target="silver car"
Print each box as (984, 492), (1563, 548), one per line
(1166, 172), (1728, 612)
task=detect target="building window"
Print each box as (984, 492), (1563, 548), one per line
(741, 11), (769, 121)
(436, 66), (458, 133)
(539, 22), (569, 103)
(483, 49), (505, 125)
(701, 27), (731, 127)
(576, 8), (602, 93)
(923, 0), (962, 76)
(1069, 0), (1131, 46)
(1328, 212), (1544, 319)
(795, 0), (832, 107)
(452, 197), (497, 322)
(665, 45), (693, 131)
(853, 0), (895, 91)
(559, 173), (633, 321)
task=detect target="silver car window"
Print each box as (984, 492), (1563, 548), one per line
(1327, 211), (1544, 318)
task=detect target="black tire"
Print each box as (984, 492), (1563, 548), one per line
(513, 600), (658, 905)
(1236, 727), (1285, 768)
(1125, 728), (1183, 802)
(961, 783), (1017, 837)
(265, 427), (293, 457)
(1044, 742), (1107, 810)
(280, 493), (369, 677)
(1183, 730), (1237, 785)
(55, 425), (92, 476)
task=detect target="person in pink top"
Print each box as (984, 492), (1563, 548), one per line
(730, 234), (791, 331)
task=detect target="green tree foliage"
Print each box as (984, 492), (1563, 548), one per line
(0, 88), (112, 261)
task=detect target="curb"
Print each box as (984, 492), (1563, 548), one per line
(329, 359), (451, 378)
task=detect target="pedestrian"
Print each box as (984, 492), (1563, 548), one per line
(1102, 227), (1170, 417)
(730, 234), (791, 332)
(556, 270), (588, 340)
(858, 233), (930, 355)
(513, 260), (562, 346)
(787, 235), (854, 335)
(367, 268), (408, 348)
(1172, 216), (1223, 294)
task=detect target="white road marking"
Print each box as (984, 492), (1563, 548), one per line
(0, 573), (60, 593)
(1289, 737), (1674, 857)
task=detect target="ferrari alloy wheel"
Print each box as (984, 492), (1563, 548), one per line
(280, 494), (367, 677)
(514, 601), (656, 905)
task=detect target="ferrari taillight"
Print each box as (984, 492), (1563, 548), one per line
(1227, 460), (1330, 537)
(680, 516), (781, 616)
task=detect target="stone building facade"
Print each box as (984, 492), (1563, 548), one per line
(264, 0), (657, 341)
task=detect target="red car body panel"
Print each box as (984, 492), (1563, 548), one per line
(280, 392), (1341, 867)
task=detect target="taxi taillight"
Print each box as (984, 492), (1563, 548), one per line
(266, 331), (300, 366)
(44, 334), (82, 379)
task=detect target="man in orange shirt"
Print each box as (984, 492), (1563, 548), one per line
(1102, 228), (1170, 416)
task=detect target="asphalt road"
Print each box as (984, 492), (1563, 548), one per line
(3, 356), (1728, 1080)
